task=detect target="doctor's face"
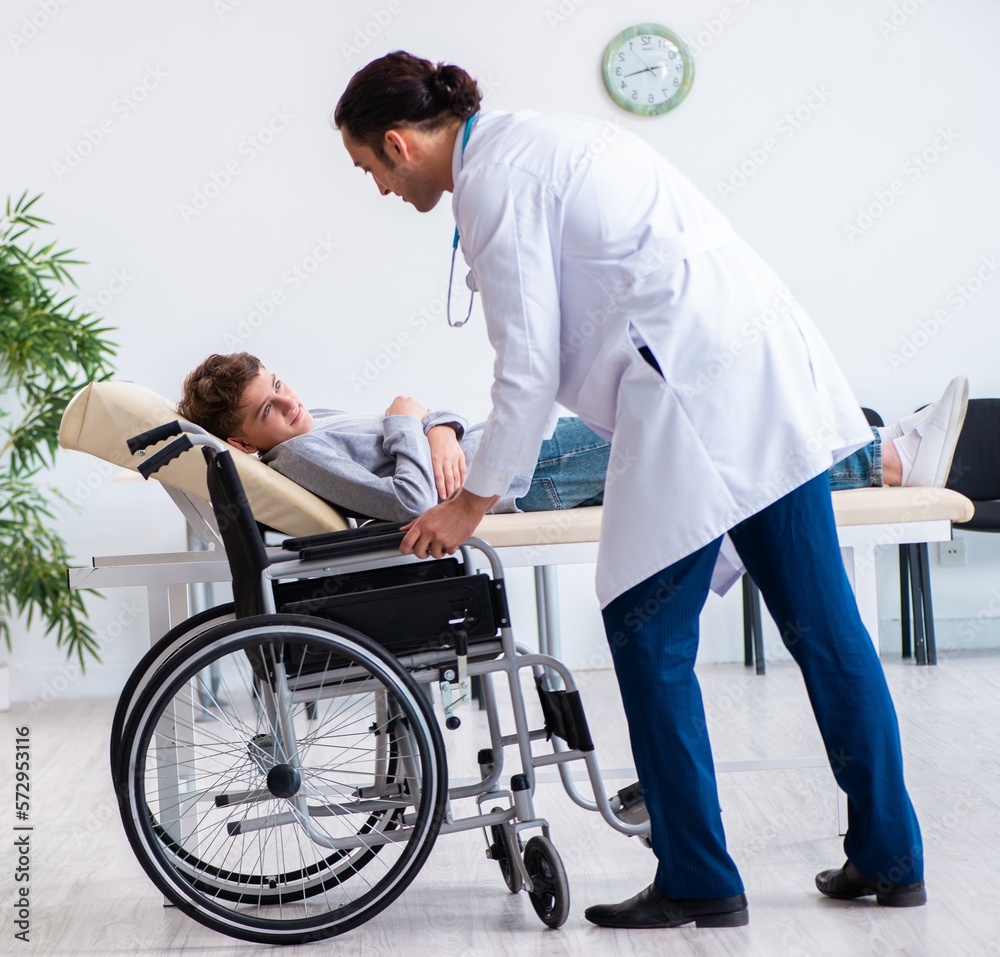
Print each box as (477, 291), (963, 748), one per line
(341, 131), (445, 213)
(228, 368), (313, 454)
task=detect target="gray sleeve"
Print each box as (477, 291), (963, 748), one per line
(266, 417), (439, 521)
(422, 410), (468, 440)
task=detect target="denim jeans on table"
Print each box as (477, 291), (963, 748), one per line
(515, 420), (883, 511)
(515, 417), (610, 511)
(828, 426), (883, 490)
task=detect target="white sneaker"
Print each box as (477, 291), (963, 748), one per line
(895, 375), (969, 487)
(892, 375), (968, 438)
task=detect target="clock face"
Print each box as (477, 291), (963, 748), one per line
(602, 24), (695, 116)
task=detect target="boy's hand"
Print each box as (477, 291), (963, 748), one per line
(385, 395), (429, 420)
(427, 425), (467, 499)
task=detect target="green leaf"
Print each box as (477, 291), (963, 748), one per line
(0, 192), (118, 668)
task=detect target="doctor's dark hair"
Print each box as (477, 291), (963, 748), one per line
(177, 352), (263, 441)
(334, 51), (481, 161)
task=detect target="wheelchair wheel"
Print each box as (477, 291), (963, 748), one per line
(487, 808), (523, 893)
(110, 602), (236, 788)
(523, 836), (570, 929)
(117, 614), (447, 944)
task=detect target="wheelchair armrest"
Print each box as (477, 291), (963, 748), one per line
(282, 520), (409, 562)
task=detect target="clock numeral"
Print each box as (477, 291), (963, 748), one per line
(615, 66), (622, 76)
(658, 38), (666, 48)
(632, 89), (638, 100)
(662, 88), (671, 98)
(621, 80), (627, 89)
(641, 35), (651, 46)
(648, 94), (655, 104)
(618, 51), (625, 61)
(674, 77), (680, 88)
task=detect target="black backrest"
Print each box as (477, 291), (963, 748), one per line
(946, 398), (1000, 501)
(203, 446), (271, 617)
(861, 407), (884, 428)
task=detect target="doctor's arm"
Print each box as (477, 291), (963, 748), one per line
(402, 167), (563, 557)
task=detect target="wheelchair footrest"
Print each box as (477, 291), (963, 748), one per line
(610, 781), (650, 826)
(535, 677), (594, 752)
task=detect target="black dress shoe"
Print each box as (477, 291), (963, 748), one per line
(584, 884), (749, 928)
(815, 861), (927, 907)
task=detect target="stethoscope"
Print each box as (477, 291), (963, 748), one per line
(447, 112), (479, 328)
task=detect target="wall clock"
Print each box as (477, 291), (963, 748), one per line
(602, 24), (695, 116)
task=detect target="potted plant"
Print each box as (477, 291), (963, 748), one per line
(1, 192), (117, 667)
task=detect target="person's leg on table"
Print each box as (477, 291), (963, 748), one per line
(515, 417), (609, 511)
(827, 427), (883, 490)
(727, 472), (925, 906)
(585, 538), (749, 928)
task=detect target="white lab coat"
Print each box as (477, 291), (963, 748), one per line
(454, 112), (872, 608)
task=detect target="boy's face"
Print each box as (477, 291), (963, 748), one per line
(227, 367), (314, 454)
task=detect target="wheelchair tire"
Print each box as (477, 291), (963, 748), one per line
(117, 614), (447, 944)
(113, 605), (402, 902)
(488, 808), (523, 893)
(523, 836), (570, 929)
(110, 602), (236, 789)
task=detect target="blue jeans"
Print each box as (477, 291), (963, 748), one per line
(516, 420), (883, 511)
(829, 426), (883, 490)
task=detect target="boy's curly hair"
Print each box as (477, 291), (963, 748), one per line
(177, 352), (262, 439)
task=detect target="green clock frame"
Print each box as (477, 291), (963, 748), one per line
(602, 23), (695, 117)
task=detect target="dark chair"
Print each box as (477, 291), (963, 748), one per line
(743, 408), (883, 674)
(900, 398), (1000, 665)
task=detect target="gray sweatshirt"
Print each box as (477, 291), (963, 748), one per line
(261, 409), (533, 522)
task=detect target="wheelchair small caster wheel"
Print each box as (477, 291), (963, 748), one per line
(523, 835), (569, 928)
(487, 808), (523, 893)
(445, 716), (461, 730)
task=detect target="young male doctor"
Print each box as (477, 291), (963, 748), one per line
(334, 51), (927, 929)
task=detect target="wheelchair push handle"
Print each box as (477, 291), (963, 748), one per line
(136, 435), (194, 479)
(127, 420), (187, 454)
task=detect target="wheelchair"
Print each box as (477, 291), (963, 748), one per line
(110, 422), (650, 944)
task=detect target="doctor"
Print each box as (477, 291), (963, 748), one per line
(334, 52), (926, 928)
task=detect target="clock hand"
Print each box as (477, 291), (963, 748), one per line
(622, 66), (659, 78)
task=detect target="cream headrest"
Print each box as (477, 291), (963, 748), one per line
(58, 381), (349, 537)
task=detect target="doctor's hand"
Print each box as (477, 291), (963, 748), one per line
(401, 488), (498, 560)
(427, 425), (468, 499)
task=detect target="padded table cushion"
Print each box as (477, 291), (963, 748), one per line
(829, 486), (974, 527)
(60, 382), (974, 546)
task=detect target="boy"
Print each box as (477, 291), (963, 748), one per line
(177, 352), (967, 523)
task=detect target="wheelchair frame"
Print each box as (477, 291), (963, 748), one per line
(112, 422), (650, 944)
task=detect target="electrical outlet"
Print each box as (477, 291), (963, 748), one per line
(938, 539), (966, 567)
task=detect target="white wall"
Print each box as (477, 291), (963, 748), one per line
(3, 0), (1000, 700)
